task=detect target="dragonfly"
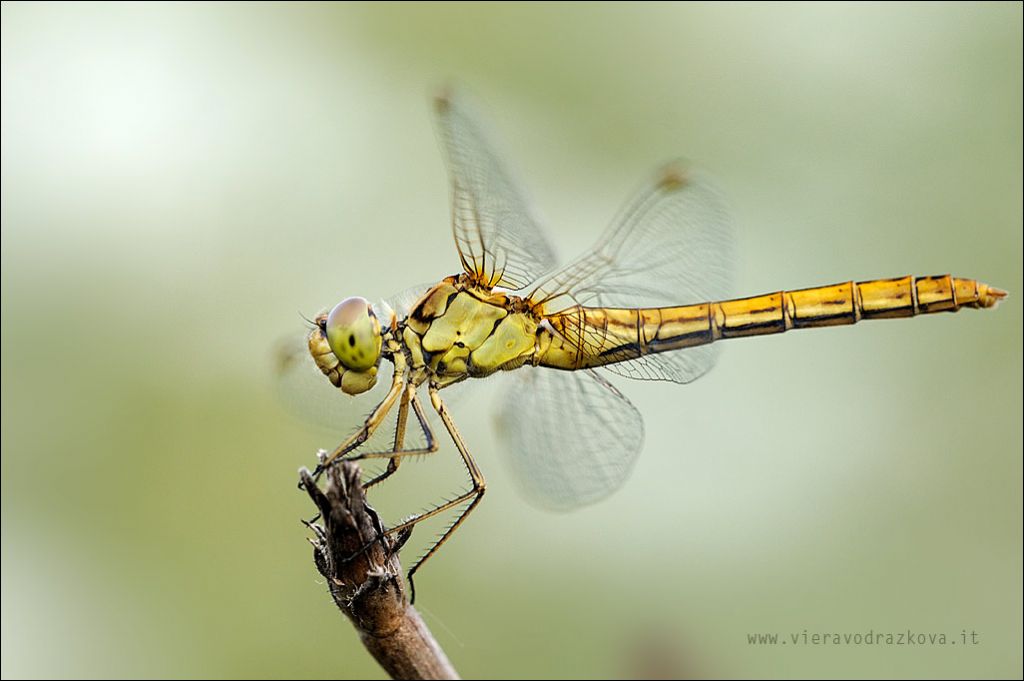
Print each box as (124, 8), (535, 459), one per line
(287, 89), (1005, 601)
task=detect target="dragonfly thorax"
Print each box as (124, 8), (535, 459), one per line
(401, 276), (539, 386)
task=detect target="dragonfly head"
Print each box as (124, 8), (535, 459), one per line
(310, 296), (383, 395)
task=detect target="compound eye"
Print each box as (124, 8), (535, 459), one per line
(325, 296), (381, 371)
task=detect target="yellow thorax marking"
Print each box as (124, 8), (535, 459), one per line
(421, 291), (507, 354)
(405, 280), (542, 378)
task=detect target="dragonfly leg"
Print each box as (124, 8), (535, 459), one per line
(377, 385), (486, 603)
(309, 369), (405, 481)
(336, 389), (444, 569)
(363, 457), (400, 490)
(361, 388), (438, 489)
(360, 384), (411, 489)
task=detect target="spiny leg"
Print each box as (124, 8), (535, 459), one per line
(379, 385), (486, 603)
(333, 389), (442, 565)
(365, 458), (400, 490)
(362, 385), (410, 489)
(362, 387), (438, 489)
(309, 365), (406, 481)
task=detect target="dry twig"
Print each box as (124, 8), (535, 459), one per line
(300, 460), (459, 680)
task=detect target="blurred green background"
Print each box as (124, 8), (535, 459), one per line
(2, 3), (1021, 679)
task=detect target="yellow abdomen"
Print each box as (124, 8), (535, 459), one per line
(536, 275), (1006, 370)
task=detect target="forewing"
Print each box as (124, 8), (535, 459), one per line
(531, 164), (735, 383)
(494, 367), (644, 511)
(434, 89), (558, 290)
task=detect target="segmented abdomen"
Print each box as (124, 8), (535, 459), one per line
(536, 275), (1005, 370)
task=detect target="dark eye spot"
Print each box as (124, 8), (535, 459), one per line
(348, 334), (356, 347)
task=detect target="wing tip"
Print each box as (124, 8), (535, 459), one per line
(433, 84), (456, 113)
(657, 160), (693, 190)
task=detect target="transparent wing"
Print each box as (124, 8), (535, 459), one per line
(547, 307), (721, 384)
(434, 89), (558, 290)
(374, 282), (432, 321)
(530, 163), (735, 383)
(494, 367), (644, 511)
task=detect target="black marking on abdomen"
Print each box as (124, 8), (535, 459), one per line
(599, 342), (641, 358)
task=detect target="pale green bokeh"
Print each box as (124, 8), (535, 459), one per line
(2, 3), (1021, 678)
